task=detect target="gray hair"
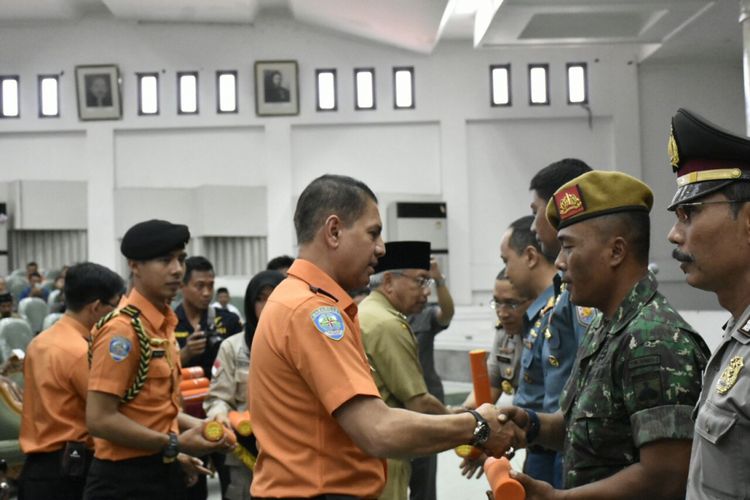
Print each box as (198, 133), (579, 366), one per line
(369, 269), (408, 288)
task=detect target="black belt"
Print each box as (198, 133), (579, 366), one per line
(527, 445), (557, 455)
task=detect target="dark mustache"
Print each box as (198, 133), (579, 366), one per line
(672, 248), (694, 263)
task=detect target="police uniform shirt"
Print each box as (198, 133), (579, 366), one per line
(686, 303), (750, 499)
(174, 304), (242, 378)
(513, 284), (555, 412)
(487, 324), (523, 395)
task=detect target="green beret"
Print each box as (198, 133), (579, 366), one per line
(374, 241), (431, 273)
(546, 171), (653, 230)
(121, 219), (190, 260)
(667, 108), (750, 210)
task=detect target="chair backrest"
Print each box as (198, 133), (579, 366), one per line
(0, 319), (33, 364)
(42, 312), (63, 330)
(6, 277), (28, 303)
(18, 298), (49, 334)
(47, 289), (61, 306)
(8, 269), (25, 280)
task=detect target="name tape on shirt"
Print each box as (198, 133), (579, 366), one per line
(311, 306), (345, 341)
(109, 336), (132, 362)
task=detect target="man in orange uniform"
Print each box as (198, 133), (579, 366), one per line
(84, 219), (231, 500)
(19, 262), (124, 499)
(249, 174), (523, 500)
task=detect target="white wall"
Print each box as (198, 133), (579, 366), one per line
(0, 13), (740, 310)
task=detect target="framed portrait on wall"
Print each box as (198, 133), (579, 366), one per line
(254, 60), (299, 116)
(75, 64), (122, 121)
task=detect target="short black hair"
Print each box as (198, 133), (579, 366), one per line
(26, 261), (38, 269)
(28, 271), (42, 279)
(64, 262), (124, 312)
(266, 255), (294, 271)
(593, 212), (651, 265)
(294, 174), (378, 244)
(216, 287), (229, 295)
(183, 256), (214, 284)
(720, 182), (750, 218)
(508, 215), (547, 260)
(529, 159), (593, 201)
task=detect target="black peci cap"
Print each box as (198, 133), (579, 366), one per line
(374, 241), (431, 273)
(667, 108), (750, 209)
(120, 219), (190, 260)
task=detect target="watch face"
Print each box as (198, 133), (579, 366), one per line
(474, 422), (490, 445)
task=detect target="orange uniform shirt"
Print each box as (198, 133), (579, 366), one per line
(88, 288), (181, 461)
(20, 314), (91, 454)
(249, 259), (386, 498)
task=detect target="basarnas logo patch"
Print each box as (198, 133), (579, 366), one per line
(109, 336), (132, 362)
(311, 306), (345, 341)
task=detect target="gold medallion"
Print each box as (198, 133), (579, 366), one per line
(504, 367), (513, 378)
(501, 380), (514, 395)
(716, 356), (744, 395)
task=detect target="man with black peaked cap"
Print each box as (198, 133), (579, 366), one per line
(665, 109), (750, 499)
(84, 219), (232, 500)
(360, 241), (456, 500)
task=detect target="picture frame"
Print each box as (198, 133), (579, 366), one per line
(75, 64), (122, 121)
(254, 60), (299, 117)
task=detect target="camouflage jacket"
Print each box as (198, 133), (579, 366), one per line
(559, 273), (710, 488)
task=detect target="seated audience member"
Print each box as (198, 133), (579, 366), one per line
(204, 270), (285, 500)
(211, 287), (244, 323)
(265, 255), (294, 276)
(48, 275), (67, 313)
(0, 293), (18, 319)
(18, 262), (124, 500)
(26, 262), (39, 282)
(19, 272), (49, 301)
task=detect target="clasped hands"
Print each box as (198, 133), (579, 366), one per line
(461, 405), (530, 479)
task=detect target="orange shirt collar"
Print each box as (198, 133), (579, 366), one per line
(287, 259), (357, 319)
(126, 288), (178, 334)
(57, 313), (91, 340)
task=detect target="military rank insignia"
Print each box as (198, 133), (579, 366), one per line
(554, 185), (586, 221)
(311, 306), (346, 341)
(716, 356), (744, 395)
(576, 307), (595, 327)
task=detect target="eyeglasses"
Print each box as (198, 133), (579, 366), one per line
(390, 272), (435, 289)
(675, 199), (749, 223)
(490, 299), (525, 311)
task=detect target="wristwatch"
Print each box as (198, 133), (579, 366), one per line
(526, 409), (541, 444)
(162, 432), (179, 463)
(467, 409), (490, 447)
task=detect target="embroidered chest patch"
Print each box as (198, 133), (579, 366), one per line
(311, 306), (346, 341)
(716, 356), (744, 395)
(109, 336), (132, 362)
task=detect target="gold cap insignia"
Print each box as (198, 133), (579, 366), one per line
(716, 356), (744, 395)
(554, 185), (586, 221)
(668, 126), (680, 172)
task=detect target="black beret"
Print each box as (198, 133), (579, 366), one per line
(667, 108), (750, 209)
(121, 219), (190, 260)
(374, 241), (431, 273)
(0, 293), (12, 304)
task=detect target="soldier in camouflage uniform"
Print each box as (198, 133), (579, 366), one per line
(665, 109), (750, 499)
(502, 171), (709, 499)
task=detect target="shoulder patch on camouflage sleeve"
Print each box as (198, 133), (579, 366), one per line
(576, 306), (595, 327)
